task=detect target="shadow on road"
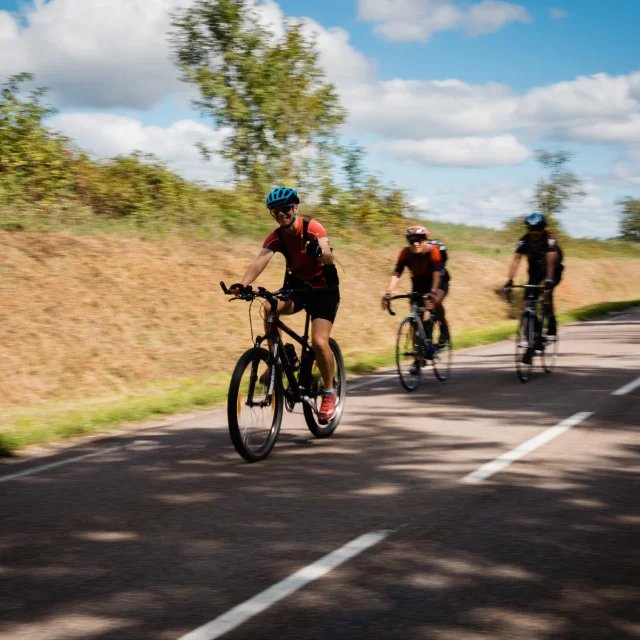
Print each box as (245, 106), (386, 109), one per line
(0, 326), (638, 639)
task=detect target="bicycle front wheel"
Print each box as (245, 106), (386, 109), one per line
(303, 338), (346, 438)
(396, 317), (422, 392)
(227, 347), (283, 462)
(432, 321), (452, 381)
(541, 327), (559, 373)
(515, 314), (534, 383)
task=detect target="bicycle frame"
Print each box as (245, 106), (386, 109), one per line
(517, 284), (549, 347)
(388, 292), (438, 356)
(254, 295), (317, 405)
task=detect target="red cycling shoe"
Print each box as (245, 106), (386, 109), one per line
(318, 391), (337, 424)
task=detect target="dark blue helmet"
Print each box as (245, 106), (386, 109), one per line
(525, 212), (546, 230)
(265, 187), (299, 209)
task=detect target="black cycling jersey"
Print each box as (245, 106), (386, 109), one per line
(516, 231), (563, 279)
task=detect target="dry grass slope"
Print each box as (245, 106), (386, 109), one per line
(1, 230), (639, 413)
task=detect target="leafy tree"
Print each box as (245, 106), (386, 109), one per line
(531, 149), (585, 228)
(171, 0), (346, 190)
(0, 73), (76, 205)
(343, 142), (366, 192)
(618, 197), (640, 242)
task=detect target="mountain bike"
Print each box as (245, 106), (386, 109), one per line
(507, 284), (559, 383)
(386, 292), (452, 392)
(220, 282), (346, 462)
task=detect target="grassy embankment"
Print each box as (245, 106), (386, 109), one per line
(1, 221), (639, 456)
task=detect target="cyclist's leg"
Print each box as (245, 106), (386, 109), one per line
(432, 275), (450, 343)
(264, 298), (298, 345)
(309, 288), (340, 393)
(547, 265), (562, 336)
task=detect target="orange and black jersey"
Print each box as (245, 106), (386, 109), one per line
(394, 244), (443, 282)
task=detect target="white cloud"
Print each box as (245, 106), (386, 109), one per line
(344, 78), (519, 139)
(413, 181), (534, 228)
(370, 135), (531, 167)
(49, 113), (233, 185)
(0, 0), (199, 109)
(612, 162), (640, 187)
(357, 0), (531, 43)
(0, 0), (293, 110)
(412, 180), (620, 238)
(549, 7), (569, 19)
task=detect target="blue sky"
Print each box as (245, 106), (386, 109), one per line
(1, 0), (640, 237)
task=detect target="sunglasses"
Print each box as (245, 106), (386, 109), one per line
(269, 204), (294, 216)
(407, 236), (427, 244)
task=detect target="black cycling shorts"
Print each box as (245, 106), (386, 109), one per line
(290, 287), (340, 323)
(412, 269), (450, 295)
(528, 264), (564, 289)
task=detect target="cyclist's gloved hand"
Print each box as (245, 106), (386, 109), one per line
(544, 279), (555, 291)
(504, 278), (513, 293)
(229, 283), (250, 297)
(382, 294), (391, 310)
(304, 240), (323, 258)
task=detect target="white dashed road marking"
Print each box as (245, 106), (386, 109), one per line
(178, 530), (393, 640)
(460, 412), (594, 484)
(612, 375), (640, 396)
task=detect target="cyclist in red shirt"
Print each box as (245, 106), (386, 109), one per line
(383, 225), (451, 361)
(230, 187), (340, 424)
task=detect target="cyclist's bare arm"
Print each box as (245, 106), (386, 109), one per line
(508, 253), (522, 281)
(386, 273), (401, 295)
(432, 270), (441, 292)
(318, 238), (334, 265)
(239, 249), (274, 288)
(545, 250), (556, 281)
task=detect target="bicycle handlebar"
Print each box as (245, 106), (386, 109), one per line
(509, 284), (544, 289)
(504, 283), (548, 304)
(384, 292), (433, 317)
(220, 281), (310, 302)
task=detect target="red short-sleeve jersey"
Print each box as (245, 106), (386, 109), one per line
(262, 219), (329, 285)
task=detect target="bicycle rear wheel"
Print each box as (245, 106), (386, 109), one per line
(396, 317), (422, 392)
(303, 338), (346, 438)
(515, 314), (534, 383)
(227, 347), (283, 462)
(432, 321), (452, 381)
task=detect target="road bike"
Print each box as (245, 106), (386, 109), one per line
(386, 292), (452, 392)
(507, 284), (559, 383)
(221, 282), (346, 462)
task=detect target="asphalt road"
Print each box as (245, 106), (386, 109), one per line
(1, 309), (639, 640)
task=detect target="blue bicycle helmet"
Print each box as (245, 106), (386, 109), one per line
(524, 212), (546, 230)
(265, 187), (300, 209)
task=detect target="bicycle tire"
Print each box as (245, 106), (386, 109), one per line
(515, 314), (534, 383)
(541, 322), (559, 374)
(227, 347), (283, 462)
(303, 338), (346, 438)
(433, 321), (452, 381)
(396, 317), (422, 392)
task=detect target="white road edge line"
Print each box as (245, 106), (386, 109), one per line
(612, 375), (640, 396)
(460, 411), (594, 484)
(178, 529), (393, 640)
(0, 443), (139, 483)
